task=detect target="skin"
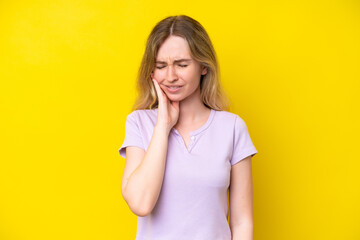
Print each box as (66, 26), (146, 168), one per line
(229, 156), (254, 240)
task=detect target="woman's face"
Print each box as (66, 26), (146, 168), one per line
(151, 35), (207, 102)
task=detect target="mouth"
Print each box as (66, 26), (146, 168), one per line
(165, 85), (183, 93)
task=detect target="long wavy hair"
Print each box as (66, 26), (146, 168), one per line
(131, 15), (231, 112)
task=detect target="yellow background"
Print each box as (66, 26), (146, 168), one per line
(0, 0), (359, 239)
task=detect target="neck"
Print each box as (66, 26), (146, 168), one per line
(176, 86), (210, 126)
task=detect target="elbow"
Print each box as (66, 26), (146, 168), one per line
(131, 206), (151, 217)
(128, 200), (152, 217)
(122, 191), (152, 217)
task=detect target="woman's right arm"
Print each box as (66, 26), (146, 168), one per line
(121, 123), (170, 217)
(121, 77), (179, 217)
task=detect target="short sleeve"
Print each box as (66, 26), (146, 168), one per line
(118, 111), (145, 159)
(230, 115), (258, 166)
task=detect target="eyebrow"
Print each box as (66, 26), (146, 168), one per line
(155, 58), (192, 64)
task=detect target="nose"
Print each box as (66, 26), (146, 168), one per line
(166, 64), (178, 82)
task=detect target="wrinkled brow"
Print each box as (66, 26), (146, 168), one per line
(155, 58), (192, 64)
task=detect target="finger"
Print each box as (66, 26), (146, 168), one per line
(152, 78), (160, 96)
(152, 78), (164, 101)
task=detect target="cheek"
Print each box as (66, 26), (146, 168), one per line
(176, 70), (188, 78)
(153, 70), (165, 79)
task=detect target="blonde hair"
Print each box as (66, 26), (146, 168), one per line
(131, 15), (231, 112)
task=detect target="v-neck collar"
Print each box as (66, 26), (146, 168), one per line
(173, 108), (215, 136)
(169, 109), (216, 153)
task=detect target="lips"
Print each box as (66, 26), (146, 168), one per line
(165, 85), (183, 92)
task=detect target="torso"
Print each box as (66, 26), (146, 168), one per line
(120, 105), (258, 239)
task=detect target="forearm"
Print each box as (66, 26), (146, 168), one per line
(124, 124), (170, 215)
(231, 222), (254, 240)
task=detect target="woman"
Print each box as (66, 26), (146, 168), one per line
(119, 15), (258, 240)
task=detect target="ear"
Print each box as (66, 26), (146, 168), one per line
(150, 71), (154, 78)
(201, 66), (207, 75)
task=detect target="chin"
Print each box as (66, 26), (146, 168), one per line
(166, 94), (185, 102)
(167, 96), (182, 102)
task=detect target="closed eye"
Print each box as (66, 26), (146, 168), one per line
(156, 64), (187, 69)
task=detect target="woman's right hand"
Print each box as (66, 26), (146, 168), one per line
(152, 78), (180, 132)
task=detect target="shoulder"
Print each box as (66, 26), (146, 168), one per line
(213, 110), (250, 135)
(126, 108), (158, 120)
(125, 109), (158, 130)
(214, 110), (244, 125)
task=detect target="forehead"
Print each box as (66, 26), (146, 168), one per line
(156, 35), (192, 61)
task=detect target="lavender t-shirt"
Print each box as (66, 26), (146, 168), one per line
(118, 108), (258, 240)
